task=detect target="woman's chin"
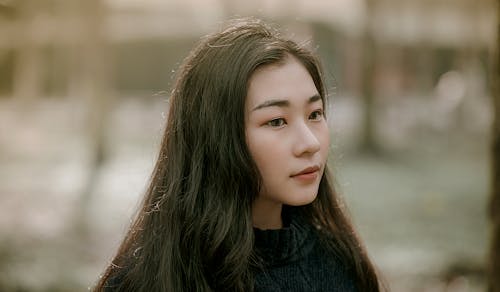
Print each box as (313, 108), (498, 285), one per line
(284, 192), (318, 206)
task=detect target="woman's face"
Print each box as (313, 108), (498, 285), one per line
(245, 56), (330, 209)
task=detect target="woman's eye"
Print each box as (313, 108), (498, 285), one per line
(266, 118), (286, 127)
(309, 110), (323, 120)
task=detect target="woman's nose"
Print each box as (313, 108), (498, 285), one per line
(292, 123), (321, 157)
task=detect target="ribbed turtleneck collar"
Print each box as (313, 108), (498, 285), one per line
(253, 207), (315, 267)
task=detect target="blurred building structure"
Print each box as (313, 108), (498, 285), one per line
(0, 0), (496, 97)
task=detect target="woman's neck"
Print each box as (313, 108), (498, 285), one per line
(252, 198), (283, 230)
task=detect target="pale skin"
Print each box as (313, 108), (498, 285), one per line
(245, 55), (330, 230)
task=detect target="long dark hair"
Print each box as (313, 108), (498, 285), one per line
(94, 18), (382, 291)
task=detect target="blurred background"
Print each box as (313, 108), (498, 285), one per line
(0, 0), (497, 291)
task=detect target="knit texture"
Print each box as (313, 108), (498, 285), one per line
(253, 209), (358, 292)
(102, 209), (358, 291)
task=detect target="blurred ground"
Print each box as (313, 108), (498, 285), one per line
(0, 96), (488, 291)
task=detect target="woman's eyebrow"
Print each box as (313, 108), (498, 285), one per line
(252, 94), (321, 112)
(252, 99), (289, 111)
(308, 94), (321, 103)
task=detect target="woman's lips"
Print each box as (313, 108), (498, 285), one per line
(291, 165), (320, 182)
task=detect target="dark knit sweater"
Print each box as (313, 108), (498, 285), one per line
(253, 210), (358, 292)
(102, 211), (358, 291)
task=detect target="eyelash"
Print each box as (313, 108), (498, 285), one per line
(267, 118), (286, 127)
(309, 109), (324, 121)
(265, 109), (324, 128)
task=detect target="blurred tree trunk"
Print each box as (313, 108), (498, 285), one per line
(74, 0), (114, 234)
(415, 43), (434, 95)
(12, 0), (42, 102)
(489, 0), (500, 290)
(360, 0), (379, 154)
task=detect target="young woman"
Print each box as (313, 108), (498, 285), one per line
(95, 18), (383, 291)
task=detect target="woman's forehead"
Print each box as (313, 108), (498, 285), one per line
(245, 57), (319, 110)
